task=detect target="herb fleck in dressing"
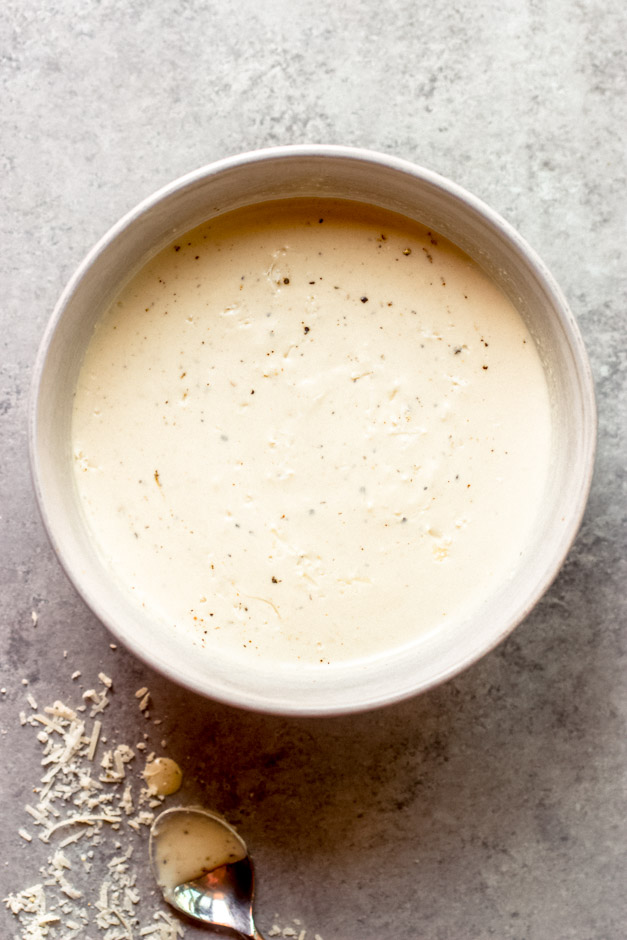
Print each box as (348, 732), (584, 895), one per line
(72, 199), (552, 664)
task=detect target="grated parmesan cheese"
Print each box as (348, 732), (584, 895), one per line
(45, 700), (77, 721)
(3, 674), (189, 940)
(87, 719), (102, 762)
(4, 665), (323, 940)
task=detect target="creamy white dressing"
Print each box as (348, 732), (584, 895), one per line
(151, 808), (247, 895)
(72, 199), (552, 664)
(142, 757), (183, 797)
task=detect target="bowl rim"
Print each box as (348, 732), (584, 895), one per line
(29, 144), (597, 715)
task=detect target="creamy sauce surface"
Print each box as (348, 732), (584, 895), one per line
(72, 199), (552, 664)
(143, 757), (183, 797)
(151, 809), (247, 895)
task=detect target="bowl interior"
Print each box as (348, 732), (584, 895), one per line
(31, 148), (596, 715)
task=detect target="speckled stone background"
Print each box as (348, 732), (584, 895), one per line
(1, 2), (625, 938)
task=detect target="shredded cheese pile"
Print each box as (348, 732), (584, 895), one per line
(3, 663), (325, 940)
(3, 673), (184, 940)
(268, 925), (325, 940)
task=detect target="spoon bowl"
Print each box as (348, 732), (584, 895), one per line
(150, 806), (264, 939)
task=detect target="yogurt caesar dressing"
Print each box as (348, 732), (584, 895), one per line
(72, 199), (552, 664)
(150, 809), (248, 897)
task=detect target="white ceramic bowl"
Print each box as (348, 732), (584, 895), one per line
(30, 146), (596, 715)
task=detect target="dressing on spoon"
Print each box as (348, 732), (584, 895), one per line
(150, 806), (264, 938)
(151, 806), (248, 896)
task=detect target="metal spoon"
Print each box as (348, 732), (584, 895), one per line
(150, 806), (265, 939)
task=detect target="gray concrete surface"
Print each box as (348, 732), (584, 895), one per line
(1, 1), (625, 938)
